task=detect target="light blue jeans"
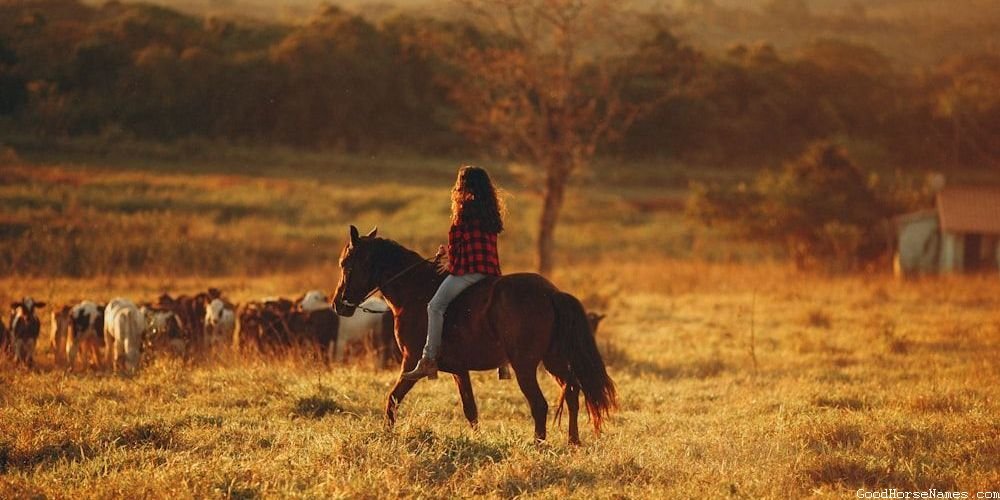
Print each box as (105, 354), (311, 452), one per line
(424, 273), (485, 359)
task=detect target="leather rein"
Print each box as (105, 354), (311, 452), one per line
(340, 255), (441, 314)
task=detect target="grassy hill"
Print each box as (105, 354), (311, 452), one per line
(0, 142), (756, 278)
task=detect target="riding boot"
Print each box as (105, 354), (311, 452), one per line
(402, 356), (438, 380)
(498, 364), (512, 380)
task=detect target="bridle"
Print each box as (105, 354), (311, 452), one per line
(339, 255), (441, 314)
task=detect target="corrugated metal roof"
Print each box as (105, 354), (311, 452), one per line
(936, 186), (1000, 234)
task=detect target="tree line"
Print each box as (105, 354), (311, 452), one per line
(0, 0), (996, 170)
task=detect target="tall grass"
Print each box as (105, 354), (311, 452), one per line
(1, 146), (997, 497)
(1, 261), (998, 497)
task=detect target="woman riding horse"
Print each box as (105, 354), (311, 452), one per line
(332, 167), (616, 444)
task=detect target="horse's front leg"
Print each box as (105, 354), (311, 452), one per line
(452, 371), (479, 429)
(385, 355), (420, 428)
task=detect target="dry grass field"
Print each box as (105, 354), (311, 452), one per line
(1, 152), (998, 498)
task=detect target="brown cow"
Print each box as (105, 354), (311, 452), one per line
(586, 312), (606, 334)
(156, 290), (219, 351)
(0, 312), (8, 355)
(236, 301), (292, 354)
(235, 298), (338, 363)
(50, 305), (72, 367)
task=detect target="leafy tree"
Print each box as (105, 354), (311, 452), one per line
(688, 142), (893, 269)
(269, 6), (396, 150)
(0, 37), (27, 115)
(930, 53), (1000, 168)
(427, 0), (686, 274)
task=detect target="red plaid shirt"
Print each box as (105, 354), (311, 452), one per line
(447, 219), (501, 276)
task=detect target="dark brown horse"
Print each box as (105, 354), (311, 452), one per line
(332, 226), (617, 444)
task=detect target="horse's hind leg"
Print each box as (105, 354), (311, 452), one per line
(512, 361), (548, 442)
(561, 385), (581, 445)
(544, 353), (581, 445)
(452, 371), (479, 429)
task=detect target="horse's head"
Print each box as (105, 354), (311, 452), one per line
(333, 225), (379, 317)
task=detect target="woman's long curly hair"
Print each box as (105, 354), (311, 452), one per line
(451, 165), (505, 233)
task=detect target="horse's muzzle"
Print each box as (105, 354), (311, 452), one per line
(334, 299), (358, 317)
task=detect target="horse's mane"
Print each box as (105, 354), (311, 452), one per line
(371, 237), (445, 277)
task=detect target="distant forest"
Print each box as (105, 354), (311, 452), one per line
(0, 0), (997, 169)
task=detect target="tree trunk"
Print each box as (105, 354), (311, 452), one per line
(537, 170), (568, 276)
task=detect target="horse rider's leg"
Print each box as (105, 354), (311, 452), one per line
(452, 371), (479, 429)
(386, 355), (420, 427)
(512, 360), (548, 443)
(423, 273), (486, 359)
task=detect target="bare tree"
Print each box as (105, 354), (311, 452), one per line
(434, 0), (677, 275)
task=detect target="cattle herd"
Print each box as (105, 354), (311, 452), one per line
(0, 289), (400, 374)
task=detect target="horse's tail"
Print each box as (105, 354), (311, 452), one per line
(550, 291), (617, 434)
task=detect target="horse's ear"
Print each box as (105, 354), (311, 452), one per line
(366, 226), (378, 238)
(349, 225), (360, 245)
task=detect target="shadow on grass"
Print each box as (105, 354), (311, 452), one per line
(2, 440), (97, 471)
(215, 477), (261, 500)
(803, 454), (958, 491)
(291, 395), (347, 419)
(601, 340), (728, 380)
(477, 458), (598, 496)
(405, 429), (513, 483)
(106, 421), (176, 449)
(813, 395), (871, 411)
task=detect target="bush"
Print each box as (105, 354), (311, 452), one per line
(688, 141), (893, 270)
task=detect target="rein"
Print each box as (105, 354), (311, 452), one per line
(342, 255), (440, 314)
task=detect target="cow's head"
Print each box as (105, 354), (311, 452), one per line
(11, 297), (45, 319)
(11, 297), (45, 332)
(333, 225), (378, 317)
(205, 299), (226, 327)
(238, 304), (263, 337)
(586, 312), (606, 335)
(156, 293), (175, 308)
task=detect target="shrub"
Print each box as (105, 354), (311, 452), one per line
(688, 141), (894, 270)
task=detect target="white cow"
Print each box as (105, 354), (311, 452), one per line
(67, 300), (104, 371)
(298, 290), (330, 313)
(103, 298), (144, 374)
(203, 298), (235, 347)
(336, 296), (391, 363)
